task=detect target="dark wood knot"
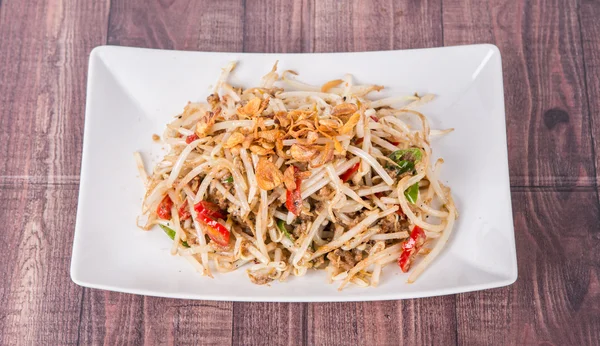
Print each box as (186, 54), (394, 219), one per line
(543, 108), (569, 129)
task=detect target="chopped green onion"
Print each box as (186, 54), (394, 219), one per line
(223, 176), (233, 183)
(404, 183), (419, 204)
(159, 224), (190, 248)
(276, 219), (294, 241)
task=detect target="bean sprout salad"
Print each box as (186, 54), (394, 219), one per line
(135, 62), (456, 289)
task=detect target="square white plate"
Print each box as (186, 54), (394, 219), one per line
(71, 44), (517, 302)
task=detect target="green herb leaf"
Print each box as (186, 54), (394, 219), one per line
(404, 183), (419, 204)
(388, 160), (415, 174)
(387, 148), (422, 174)
(276, 219), (294, 241)
(223, 176), (234, 183)
(159, 224), (190, 248)
(389, 148), (422, 162)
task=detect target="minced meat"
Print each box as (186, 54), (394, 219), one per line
(378, 213), (409, 233)
(292, 220), (309, 238)
(327, 249), (357, 271)
(211, 189), (229, 211)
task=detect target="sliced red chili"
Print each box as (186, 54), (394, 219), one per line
(285, 166), (303, 216)
(339, 162), (360, 182)
(286, 186), (302, 216)
(197, 213), (230, 246)
(194, 201), (226, 219)
(370, 115), (379, 122)
(185, 133), (199, 144)
(156, 196), (173, 220)
(398, 226), (426, 272)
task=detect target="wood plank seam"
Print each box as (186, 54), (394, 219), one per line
(510, 185), (598, 192)
(440, 0), (445, 44)
(302, 303), (308, 345)
(575, 0), (600, 206)
(106, 0), (114, 48)
(230, 303), (235, 345)
(438, 3), (459, 342)
(241, 0), (247, 52)
(74, 0), (113, 342)
(301, 0), (309, 52)
(75, 288), (85, 346)
(0, 176), (80, 187)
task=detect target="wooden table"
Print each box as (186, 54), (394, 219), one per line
(1, 0), (599, 344)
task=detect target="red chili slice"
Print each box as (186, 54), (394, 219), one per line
(186, 133), (199, 144)
(285, 166), (303, 216)
(194, 201), (226, 219)
(339, 162), (360, 182)
(156, 196), (173, 220)
(370, 115), (379, 122)
(197, 212), (230, 246)
(286, 186), (302, 216)
(398, 226), (426, 272)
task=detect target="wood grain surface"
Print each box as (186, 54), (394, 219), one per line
(0, 0), (599, 345)
(580, 0), (600, 190)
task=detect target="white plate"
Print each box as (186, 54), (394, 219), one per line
(71, 44), (517, 302)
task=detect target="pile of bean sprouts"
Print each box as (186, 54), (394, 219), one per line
(135, 62), (456, 289)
